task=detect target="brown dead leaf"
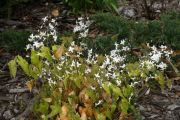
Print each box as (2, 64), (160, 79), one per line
(131, 48), (142, 57)
(79, 106), (93, 118)
(175, 91), (180, 97)
(74, 46), (83, 52)
(54, 44), (64, 59)
(60, 105), (69, 120)
(81, 111), (87, 120)
(51, 9), (59, 17)
(173, 50), (180, 57)
(119, 112), (133, 120)
(26, 80), (34, 92)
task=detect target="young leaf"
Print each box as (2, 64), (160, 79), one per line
(97, 113), (106, 120)
(120, 98), (129, 114)
(155, 71), (165, 91)
(39, 46), (52, 62)
(8, 59), (17, 78)
(31, 50), (40, 68)
(111, 84), (123, 97)
(102, 82), (111, 95)
(47, 103), (60, 118)
(17, 55), (30, 76)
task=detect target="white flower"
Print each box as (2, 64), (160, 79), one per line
(42, 16), (48, 22)
(157, 62), (167, 71)
(51, 19), (56, 23)
(85, 68), (91, 74)
(122, 46), (130, 51)
(120, 64), (126, 68)
(71, 60), (76, 67)
(76, 61), (81, 67)
(111, 73), (116, 79)
(87, 49), (93, 59)
(33, 41), (44, 48)
(68, 46), (74, 53)
(78, 17), (83, 21)
(73, 17), (92, 38)
(39, 32), (46, 37)
(160, 45), (167, 50)
(95, 73), (100, 78)
(115, 42), (119, 49)
(49, 23), (54, 30)
(150, 51), (162, 63)
(112, 56), (124, 63)
(26, 44), (32, 50)
(116, 80), (121, 86)
(45, 60), (50, 65)
(141, 60), (154, 70)
(95, 100), (103, 107)
(120, 39), (125, 45)
(28, 34), (35, 42)
(151, 45), (157, 51)
(57, 66), (62, 70)
(90, 86), (96, 90)
(79, 29), (89, 38)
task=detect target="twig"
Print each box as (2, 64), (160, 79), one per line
(9, 88), (29, 93)
(14, 97), (36, 120)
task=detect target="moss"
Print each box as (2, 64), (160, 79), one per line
(92, 11), (180, 50)
(0, 30), (30, 52)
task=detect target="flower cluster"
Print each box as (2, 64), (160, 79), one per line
(73, 17), (92, 38)
(141, 44), (173, 71)
(101, 40), (129, 81)
(26, 16), (58, 51)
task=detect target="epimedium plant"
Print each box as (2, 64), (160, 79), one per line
(8, 16), (173, 120)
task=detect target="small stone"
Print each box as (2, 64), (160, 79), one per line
(167, 104), (180, 110)
(118, 6), (136, 18)
(10, 118), (15, 120)
(13, 108), (19, 114)
(139, 105), (146, 111)
(147, 106), (151, 111)
(3, 110), (14, 119)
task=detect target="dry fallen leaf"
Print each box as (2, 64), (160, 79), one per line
(60, 105), (69, 120)
(119, 112), (133, 120)
(26, 80), (34, 92)
(51, 9), (59, 17)
(81, 111), (87, 120)
(173, 50), (180, 56)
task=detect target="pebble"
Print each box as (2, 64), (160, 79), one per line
(3, 110), (14, 119)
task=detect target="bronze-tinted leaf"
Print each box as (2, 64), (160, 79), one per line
(54, 44), (64, 59)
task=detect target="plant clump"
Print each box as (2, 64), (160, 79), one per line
(8, 16), (173, 120)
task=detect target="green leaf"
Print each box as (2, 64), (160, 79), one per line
(97, 113), (106, 120)
(17, 55), (30, 76)
(29, 65), (39, 79)
(120, 98), (129, 114)
(47, 103), (60, 118)
(122, 85), (133, 98)
(31, 50), (40, 68)
(111, 84), (123, 97)
(155, 71), (165, 91)
(8, 59), (17, 78)
(102, 82), (111, 95)
(34, 101), (49, 115)
(39, 46), (52, 62)
(52, 45), (60, 53)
